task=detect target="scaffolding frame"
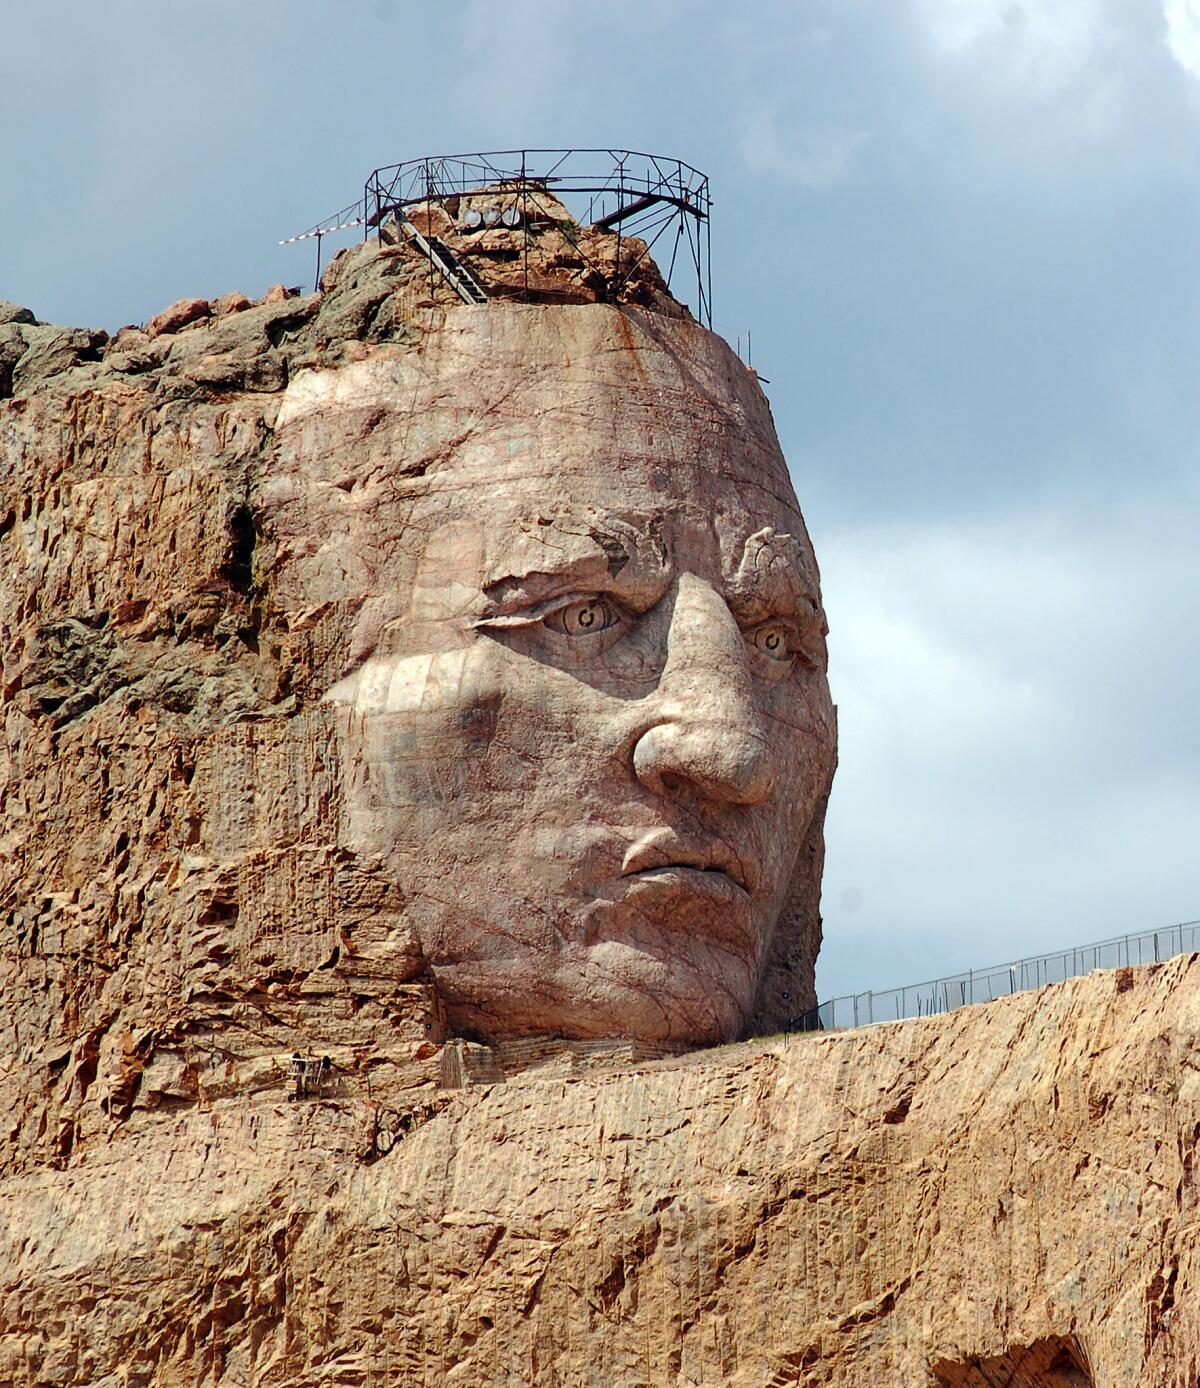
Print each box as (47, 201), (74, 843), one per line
(280, 148), (713, 326)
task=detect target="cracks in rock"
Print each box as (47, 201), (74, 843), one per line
(1147, 1258), (1180, 1345)
(219, 502), (257, 596)
(931, 1335), (1095, 1387)
(361, 1093), (456, 1161)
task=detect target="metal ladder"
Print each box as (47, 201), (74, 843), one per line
(401, 219), (488, 305)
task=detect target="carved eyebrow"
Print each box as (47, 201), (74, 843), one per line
(477, 553), (613, 619)
(723, 528), (822, 628)
(472, 589), (593, 630)
(472, 518), (672, 624)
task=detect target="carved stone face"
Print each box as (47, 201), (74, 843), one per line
(268, 307), (836, 1045)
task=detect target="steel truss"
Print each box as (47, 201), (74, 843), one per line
(281, 148), (712, 326)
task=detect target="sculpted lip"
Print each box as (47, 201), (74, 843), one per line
(621, 830), (756, 895)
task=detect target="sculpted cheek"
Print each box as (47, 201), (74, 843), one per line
(334, 642), (613, 842)
(331, 648), (511, 826)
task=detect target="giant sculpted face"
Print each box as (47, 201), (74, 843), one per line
(266, 306), (836, 1046)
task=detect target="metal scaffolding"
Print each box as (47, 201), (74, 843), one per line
(280, 148), (713, 325)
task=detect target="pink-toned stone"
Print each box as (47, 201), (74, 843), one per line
(283, 308), (834, 1046)
(2, 960), (1199, 1384)
(260, 281), (294, 304)
(3, 223), (1197, 1382)
(211, 290), (251, 317)
(145, 295), (210, 337)
(25, 200), (1200, 1388)
(0, 230), (832, 1183)
(106, 324), (149, 350)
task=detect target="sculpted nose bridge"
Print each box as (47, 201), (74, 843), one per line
(632, 574), (775, 806)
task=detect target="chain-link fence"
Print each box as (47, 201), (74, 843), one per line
(792, 918), (1200, 1032)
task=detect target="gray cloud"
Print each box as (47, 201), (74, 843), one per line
(816, 499), (1199, 997)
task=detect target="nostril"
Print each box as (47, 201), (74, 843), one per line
(633, 722), (775, 807)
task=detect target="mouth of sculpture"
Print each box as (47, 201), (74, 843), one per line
(620, 835), (755, 899)
(622, 862), (751, 903)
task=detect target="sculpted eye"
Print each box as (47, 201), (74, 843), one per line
(544, 598), (620, 637)
(750, 622), (793, 661)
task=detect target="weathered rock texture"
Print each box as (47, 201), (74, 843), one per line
(1, 208), (837, 1374)
(0, 207), (834, 1093)
(7, 208), (1186, 1387)
(5, 959), (1200, 1385)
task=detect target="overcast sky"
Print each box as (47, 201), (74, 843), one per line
(3, 0), (1197, 1003)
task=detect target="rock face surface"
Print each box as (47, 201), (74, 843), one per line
(0, 211), (834, 1096)
(4, 959), (1200, 1385)
(1, 212), (839, 1381)
(5, 212), (1189, 1386)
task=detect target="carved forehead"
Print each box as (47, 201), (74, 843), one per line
(396, 471), (818, 630)
(271, 305), (793, 498)
(264, 306), (816, 644)
(422, 493), (812, 581)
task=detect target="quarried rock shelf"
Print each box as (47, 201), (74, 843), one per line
(3, 960), (1200, 1385)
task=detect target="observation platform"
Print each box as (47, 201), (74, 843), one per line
(281, 148), (712, 325)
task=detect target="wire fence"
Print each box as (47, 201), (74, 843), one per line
(792, 918), (1200, 1032)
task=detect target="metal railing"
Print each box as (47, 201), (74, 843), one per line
(793, 918), (1200, 1032)
(281, 148), (713, 321)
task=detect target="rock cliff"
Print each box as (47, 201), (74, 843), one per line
(4, 958), (1200, 1384)
(1, 207), (833, 1185)
(4, 216), (1187, 1387)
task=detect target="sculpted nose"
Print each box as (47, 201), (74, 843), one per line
(632, 573), (776, 807)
